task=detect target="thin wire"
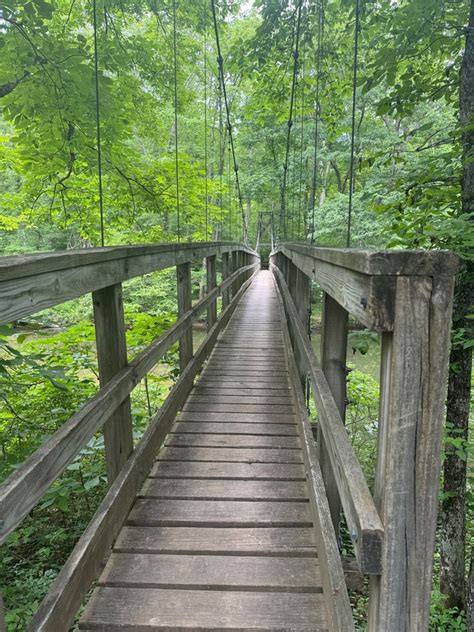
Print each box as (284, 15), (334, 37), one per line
(228, 140), (232, 239)
(310, 0), (324, 244)
(92, 0), (105, 247)
(280, 0), (303, 242)
(298, 46), (305, 242)
(218, 78), (224, 238)
(203, 1), (209, 239)
(347, 0), (361, 248)
(172, 0), (181, 241)
(210, 0), (248, 244)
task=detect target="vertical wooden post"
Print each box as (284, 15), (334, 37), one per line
(176, 262), (193, 372)
(232, 250), (239, 298)
(222, 252), (230, 310)
(92, 283), (133, 484)
(319, 291), (348, 538)
(0, 593), (6, 632)
(206, 254), (217, 329)
(368, 275), (455, 631)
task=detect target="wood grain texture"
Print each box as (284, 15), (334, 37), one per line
(79, 587), (329, 630)
(149, 460), (306, 480)
(92, 283), (133, 484)
(114, 526), (317, 556)
(176, 262), (193, 372)
(98, 553), (322, 592)
(171, 421), (298, 435)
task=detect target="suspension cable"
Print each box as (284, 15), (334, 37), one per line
(172, 0), (181, 241)
(310, 0), (324, 244)
(210, 0), (248, 244)
(347, 0), (361, 248)
(218, 78), (224, 238)
(228, 139), (232, 239)
(203, 0), (209, 239)
(280, 0), (303, 242)
(92, 0), (105, 247)
(298, 40), (305, 241)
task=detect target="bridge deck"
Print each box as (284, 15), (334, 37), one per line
(80, 271), (328, 630)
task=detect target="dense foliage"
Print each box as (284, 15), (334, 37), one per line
(0, 0), (472, 629)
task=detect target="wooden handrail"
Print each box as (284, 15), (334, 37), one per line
(0, 241), (255, 324)
(0, 256), (258, 542)
(272, 263), (383, 573)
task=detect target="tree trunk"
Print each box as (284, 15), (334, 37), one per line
(467, 548), (474, 629)
(440, 0), (474, 611)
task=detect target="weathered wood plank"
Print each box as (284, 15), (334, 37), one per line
(139, 478), (308, 500)
(98, 553), (322, 592)
(80, 587), (329, 630)
(157, 447), (303, 463)
(150, 460), (305, 480)
(114, 526), (317, 556)
(185, 394), (292, 405)
(128, 499), (313, 527)
(177, 412), (296, 423)
(165, 434), (300, 449)
(183, 403), (295, 414)
(172, 422), (298, 435)
(206, 254), (217, 329)
(92, 283), (133, 484)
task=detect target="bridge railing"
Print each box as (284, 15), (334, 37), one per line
(270, 243), (458, 632)
(0, 241), (259, 630)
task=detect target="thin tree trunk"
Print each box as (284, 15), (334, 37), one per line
(440, 0), (474, 611)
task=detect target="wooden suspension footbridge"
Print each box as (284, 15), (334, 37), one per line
(0, 241), (459, 631)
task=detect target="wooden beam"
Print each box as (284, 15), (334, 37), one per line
(221, 252), (230, 309)
(206, 255), (217, 329)
(0, 242), (257, 325)
(92, 284), (133, 484)
(28, 268), (259, 632)
(176, 262), (193, 372)
(367, 275), (456, 631)
(271, 264), (383, 574)
(319, 292), (348, 538)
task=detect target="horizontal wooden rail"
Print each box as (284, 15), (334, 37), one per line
(274, 243), (458, 331)
(0, 261), (258, 543)
(29, 267), (260, 631)
(0, 241), (255, 324)
(272, 264), (383, 574)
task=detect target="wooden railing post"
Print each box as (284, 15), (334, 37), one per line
(206, 254), (217, 329)
(319, 291), (348, 539)
(232, 250), (239, 298)
(368, 275), (455, 631)
(92, 283), (133, 484)
(221, 252), (230, 309)
(176, 262), (193, 372)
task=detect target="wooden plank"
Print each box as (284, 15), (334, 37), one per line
(128, 499), (313, 527)
(276, 245), (397, 330)
(368, 275), (456, 631)
(196, 378), (290, 387)
(149, 461), (306, 480)
(172, 422), (298, 435)
(274, 277), (356, 632)
(80, 587), (329, 630)
(157, 447), (303, 463)
(0, 264), (256, 543)
(276, 243), (459, 277)
(98, 553), (322, 592)
(192, 387), (292, 397)
(319, 291), (348, 537)
(272, 264), (383, 574)
(221, 251), (230, 309)
(114, 526), (317, 556)
(92, 283), (133, 484)
(183, 404), (294, 414)
(165, 434), (300, 449)
(177, 412), (296, 423)
(27, 267), (259, 631)
(185, 395), (292, 405)
(139, 478), (308, 500)
(177, 262), (193, 372)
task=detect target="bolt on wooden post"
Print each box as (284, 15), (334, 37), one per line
(92, 283), (133, 484)
(176, 262), (193, 372)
